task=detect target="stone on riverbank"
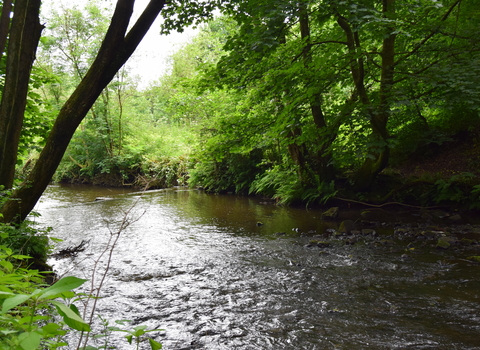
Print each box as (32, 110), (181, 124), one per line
(322, 207), (339, 220)
(339, 220), (355, 233)
(437, 236), (456, 249)
(446, 214), (462, 223)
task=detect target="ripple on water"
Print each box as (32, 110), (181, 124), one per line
(40, 186), (480, 349)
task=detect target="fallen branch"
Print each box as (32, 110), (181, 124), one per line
(334, 196), (446, 209)
(51, 240), (89, 258)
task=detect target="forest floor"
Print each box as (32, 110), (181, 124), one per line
(394, 128), (480, 179)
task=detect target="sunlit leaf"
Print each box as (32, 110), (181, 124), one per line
(50, 300), (90, 332)
(18, 331), (41, 350)
(2, 294), (31, 314)
(39, 276), (87, 299)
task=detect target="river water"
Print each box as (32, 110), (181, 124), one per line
(35, 184), (480, 349)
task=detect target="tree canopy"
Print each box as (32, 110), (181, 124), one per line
(1, 0), (480, 223)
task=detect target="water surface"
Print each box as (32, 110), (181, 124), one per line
(36, 184), (480, 349)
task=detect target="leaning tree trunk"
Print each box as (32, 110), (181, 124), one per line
(0, 0), (166, 223)
(0, 0), (43, 189)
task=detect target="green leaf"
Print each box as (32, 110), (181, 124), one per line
(69, 302), (81, 316)
(0, 260), (13, 271)
(132, 325), (148, 337)
(39, 276), (87, 300)
(149, 338), (163, 350)
(0, 291), (14, 298)
(2, 294), (31, 314)
(42, 322), (67, 336)
(50, 300), (90, 332)
(18, 331), (41, 350)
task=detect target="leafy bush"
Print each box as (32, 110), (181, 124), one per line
(249, 165), (338, 205)
(0, 217), (163, 350)
(189, 150), (264, 194)
(137, 156), (191, 189)
(249, 165), (301, 204)
(0, 220), (52, 264)
(0, 246), (89, 350)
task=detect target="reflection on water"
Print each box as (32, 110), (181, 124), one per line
(35, 184), (480, 349)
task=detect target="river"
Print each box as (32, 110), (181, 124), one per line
(35, 184), (480, 349)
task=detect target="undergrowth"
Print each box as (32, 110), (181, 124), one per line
(0, 194), (163, 349)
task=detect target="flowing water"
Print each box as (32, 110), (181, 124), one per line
(35, 184), (480, 349)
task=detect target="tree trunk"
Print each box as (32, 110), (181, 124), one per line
(298, 3), (335, 183)
(0, 0), (13, 63)
(1, 0), (166, 223)
(0, 0), (43, 189)
(350, 0), (396, 190)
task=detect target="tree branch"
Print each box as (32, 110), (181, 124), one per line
(1, 0), (166, 223)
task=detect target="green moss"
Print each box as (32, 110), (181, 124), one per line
(436, 239), (451, 249)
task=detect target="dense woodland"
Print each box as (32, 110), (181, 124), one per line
(1, 0), (480, 223)
(1, 1), (480, 348)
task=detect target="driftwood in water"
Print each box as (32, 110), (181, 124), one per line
(52, 240), (89, 258)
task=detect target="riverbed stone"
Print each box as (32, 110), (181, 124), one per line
(446, 214), (462, 223)
(339, 220), (355, 233)
(436, 236), (456, 249)
(345, 236), (358, 245)
(322, 207), (339, 220)
(306, 240), (331, 248)
(459, 238), (475, 245)
(360, 210), (374, 220)
(380, 239), (395, 245)
(420, 212), (434, 221)
(361, 228), (376, 236)
(467, 256), (480, 263)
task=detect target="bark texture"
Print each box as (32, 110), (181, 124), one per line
(0, 0), (43, 189)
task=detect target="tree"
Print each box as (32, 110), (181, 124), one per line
(0, 0), (168, 223)
(39, 4), (136, 181)
(193, 0), (479, 198)
(0, 0), (43, 189)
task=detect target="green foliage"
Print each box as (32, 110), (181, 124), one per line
(0, 221), (52, 264)
(87, 318), (163, 350)
(249, 165), (302, 204)
(138, 156), (191, 189)
(429, 173), (480, 208)
(17, 66), (58, 166)
(189, 150), (264, 194)
(249, 165), (338, 205)
(20, 0), (480, 208)
(302, 180), (338, 206)
(179, 0), (480, 196)
(0, 246), (89, 350)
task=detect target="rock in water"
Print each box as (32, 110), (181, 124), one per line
(436, 236), (456, 249)
(322, 207), (339, 220)
(339, 220), (355, 234)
